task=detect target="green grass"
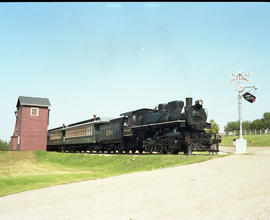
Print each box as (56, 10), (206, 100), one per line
(0, 151), (8, 155)
(221, 135), (270, 147)
(0, 151), (224, 197)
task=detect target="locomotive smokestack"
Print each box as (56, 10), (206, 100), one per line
(186, 97), (192, 106)
(93, 114), (97, 121)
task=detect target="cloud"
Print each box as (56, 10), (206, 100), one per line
(105, 3), (122, 9)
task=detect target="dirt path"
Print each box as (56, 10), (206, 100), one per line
(1, 147), (270, 220)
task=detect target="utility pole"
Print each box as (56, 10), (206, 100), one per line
(231, 71), (257, 154)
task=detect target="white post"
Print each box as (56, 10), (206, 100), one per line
(235, 74), (246, 154)
(239, 83), (243, 140)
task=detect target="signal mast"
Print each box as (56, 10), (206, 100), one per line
(230, 71), (257, 154)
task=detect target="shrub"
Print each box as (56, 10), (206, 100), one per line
(0, 139), (10, 151)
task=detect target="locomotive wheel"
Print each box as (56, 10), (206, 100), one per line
(172, 150), (179, 155)
(162, 148), (167, 154)
(145, 145), (153, 154)
(166, 147), (174, 154)
(145, 138), (153, 154)
(155, 145), (162, 154)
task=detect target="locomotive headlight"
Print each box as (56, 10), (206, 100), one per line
(195, 100), (203, 106)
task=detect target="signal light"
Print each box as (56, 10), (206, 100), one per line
(243, 92), (256, 103)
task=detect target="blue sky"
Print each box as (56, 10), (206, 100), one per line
(0, 2), (269, 141)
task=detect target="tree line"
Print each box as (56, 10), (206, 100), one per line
(224, 112), (270, 133)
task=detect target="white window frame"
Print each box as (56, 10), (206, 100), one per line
(31, 107), (39, 116)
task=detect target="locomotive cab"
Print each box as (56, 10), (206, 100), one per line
(120, 108), (155, 136)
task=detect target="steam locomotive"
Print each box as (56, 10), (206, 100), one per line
(47, 97), (221, 155)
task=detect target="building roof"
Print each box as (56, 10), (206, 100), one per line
(16, 96), (51, 108)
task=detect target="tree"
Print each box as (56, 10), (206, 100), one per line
(242, 120), (252, 130)
(224, 121), (239, 134)
(262, 112), (270, 129)
(206, 119), (220, 134)
(263, 112), (270, 120)
(251, 119), (264, 130)
(224, 112), (270, 134)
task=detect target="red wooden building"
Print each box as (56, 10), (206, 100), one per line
(11, 96), (51, 151)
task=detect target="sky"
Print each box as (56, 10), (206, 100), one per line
(0, 2), (270, 141)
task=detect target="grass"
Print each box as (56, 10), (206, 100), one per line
(221, 135), (270, 147)
(0, 151), (224, 197)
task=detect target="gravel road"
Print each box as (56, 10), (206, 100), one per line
(1, 147), (270, 220)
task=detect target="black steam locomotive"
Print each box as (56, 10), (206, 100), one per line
(47, 97), (221, 155)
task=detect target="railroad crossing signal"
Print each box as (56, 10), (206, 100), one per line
(230, 71), (251, 83)
(243, 92), (256, 103)
(230, 70), (258, 154)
